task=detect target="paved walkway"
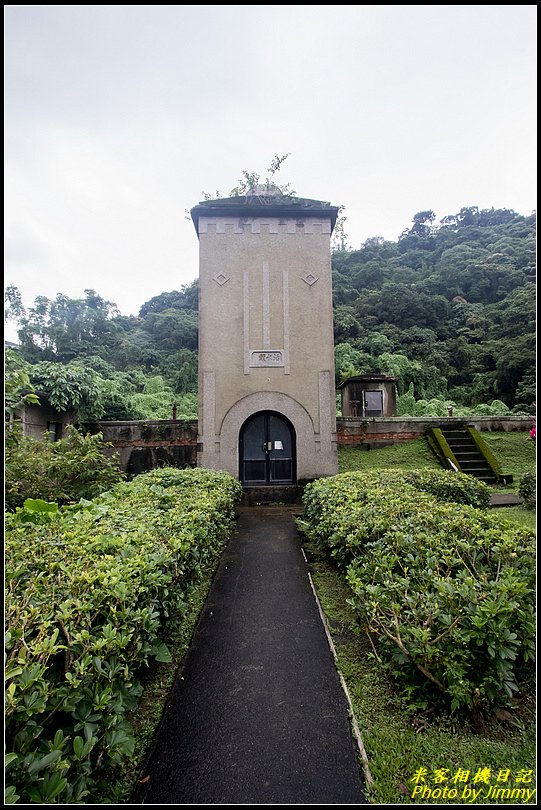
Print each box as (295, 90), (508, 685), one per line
(131, 506), (368, 805)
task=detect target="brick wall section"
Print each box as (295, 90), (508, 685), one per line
(336, 416), (531, 448)
(337, 430), (420, 445)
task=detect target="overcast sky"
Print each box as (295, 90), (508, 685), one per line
(4, 5), (537, 340)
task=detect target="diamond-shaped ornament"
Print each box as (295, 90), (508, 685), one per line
(302, 272), (318, 286)
(213, 272), (230, 286)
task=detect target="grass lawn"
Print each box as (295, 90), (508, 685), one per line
(480, 431), (537, 493)
(339, 438), (440, 474)
(339, 431), (536, 495)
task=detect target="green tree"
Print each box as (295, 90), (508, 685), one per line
(333, 305), (361, 342)
(138, 281), (199, 317)
(126, 375), (176, 420)
(6, 288), (122, 363)
(334, 343), (375, 384)
(30, 361), (104, 421)
(160, 349), (198, 395)
(399, 210), (436, 239)
(143, 309), (198, 351)
(4, 284), (26, 322)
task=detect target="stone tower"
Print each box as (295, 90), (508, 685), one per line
(190, 187), (339, 486)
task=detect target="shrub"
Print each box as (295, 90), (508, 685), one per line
(301, 470), (491, 565)
(4, 426), (125, 510)
(346, 506), (535, 714)
(300, 470), (535, 715)
(4, 467), (242, 804)
(518, 470), (536, 509)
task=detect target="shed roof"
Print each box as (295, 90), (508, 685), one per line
(338, 374), (397, 389)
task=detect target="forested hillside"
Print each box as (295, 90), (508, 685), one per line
(331, 206), (536, 411)
(5, 205), (536, 421)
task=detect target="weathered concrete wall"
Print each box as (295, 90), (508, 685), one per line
(91, 415), (531, 473)
(90, 420), (198, 475)
(340, 375), (397, 417)
(19, 402), (75, 440)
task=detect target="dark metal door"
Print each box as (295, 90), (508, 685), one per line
(364, 390), (383, 417)
(240, 412), (295, 484)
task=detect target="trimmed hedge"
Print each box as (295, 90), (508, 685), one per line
(300, 469), (491, 568)
(5, 468), (242, 804)
(300, 470), (535, 714)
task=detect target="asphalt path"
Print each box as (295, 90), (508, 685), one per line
(131, 506), (368, 805)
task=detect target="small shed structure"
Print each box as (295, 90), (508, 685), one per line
(16, 392), (75, 440)
(339, 374), (397, 418)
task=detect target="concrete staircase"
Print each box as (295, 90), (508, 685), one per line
(440, 428), (498, 484)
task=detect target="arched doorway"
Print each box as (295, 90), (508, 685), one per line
(239, 411), (296, 485)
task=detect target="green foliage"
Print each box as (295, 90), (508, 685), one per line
(143, 308), (198, 351)
(334, 342), (374, 383)
(227, 152), (296, 198)
(5, 426), (125, 510)
(4, 348), (40, 429)
(6, 289), (121, 363)
(309, 554), (535, 806)
(31, 361), (104, 421)
(172, 392), (198, 420)
(339, 431), (535, 497)
(518, 471), (536, 509)
(125, 375), (176, 420)
(167, 349), (198, 395)
(397, 393), (513, 418)
(332, 209), (535, 409)
(4, 467), (243, 805)
(301, 471), (492, 566)
(478, 431), (536, 491)
(138, 281), (199, 318)
(395, 382), (416, 416)
(300, 471), (535, 716)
